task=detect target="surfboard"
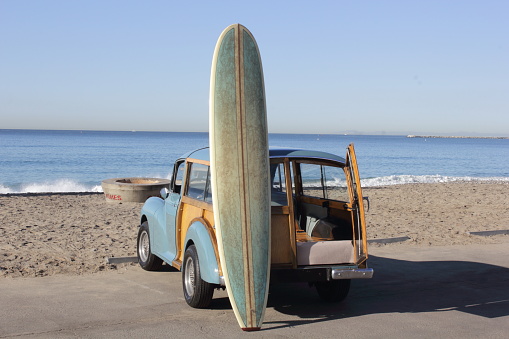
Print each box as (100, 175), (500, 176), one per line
(209, 24), (271, 331)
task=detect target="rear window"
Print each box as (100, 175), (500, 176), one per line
(299, 162), (349, 202)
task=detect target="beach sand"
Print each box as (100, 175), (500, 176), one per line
(1, 182), (508, 278)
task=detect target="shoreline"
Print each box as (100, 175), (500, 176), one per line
(1, 182), (508, 279)
(2, 178), (508, 196)
(0, 192), (103, 197)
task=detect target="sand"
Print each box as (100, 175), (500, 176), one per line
(1, 182), (508, 279)
(0, 194), (142, 278)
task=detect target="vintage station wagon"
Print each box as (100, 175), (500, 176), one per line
(137, 144), (372, 308)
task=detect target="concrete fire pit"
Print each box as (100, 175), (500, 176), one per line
(101, 177), (170, 203)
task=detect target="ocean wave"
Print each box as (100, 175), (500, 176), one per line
(0, 179), (103, 194)
(0, 184), (15, 194)
(361, 175), (509, 187)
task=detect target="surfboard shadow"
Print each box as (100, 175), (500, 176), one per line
(262, 255), (509, 330)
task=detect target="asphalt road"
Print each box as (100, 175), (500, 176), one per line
(1, 242), (508, 338)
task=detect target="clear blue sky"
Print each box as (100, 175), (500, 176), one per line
(1, 1), (508, 136)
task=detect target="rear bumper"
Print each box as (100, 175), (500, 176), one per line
(271, 265), (374, 283)
(331, 267), (373, 279)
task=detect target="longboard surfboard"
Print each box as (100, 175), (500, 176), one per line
(209, 24), (271, 331)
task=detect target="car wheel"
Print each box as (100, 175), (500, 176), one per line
(182, 245), (214, 308)
(315, 279), (351, 302)
(137, 221), (163, 271)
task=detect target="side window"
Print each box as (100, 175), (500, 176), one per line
(270, 161), (287, 206)
(299, 163), (349, 202)
(185, 162), (212, 203)
(172, 161), (185, 194)
(300, 163), (323, 198)
(204, 172), (213, 203)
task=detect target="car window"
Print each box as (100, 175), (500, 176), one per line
(270, 161), (288, 206)
(299, 162), (349, 202)
(204, 170), (213, 203)
(186, 162), (212, 203)
(172, 161), (185, 194)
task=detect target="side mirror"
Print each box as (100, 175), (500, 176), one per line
(363, 196), (370, 212)
(160, 187), (170, 199)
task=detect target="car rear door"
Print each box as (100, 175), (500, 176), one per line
(346, 143), (368, 264)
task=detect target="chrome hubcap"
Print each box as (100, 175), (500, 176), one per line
(139, 231), (149, 262)
(184, 256), (195, 297)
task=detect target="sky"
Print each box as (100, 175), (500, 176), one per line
(1, 1), (508, 136)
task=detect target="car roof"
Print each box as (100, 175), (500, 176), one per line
(181, 147), (346, 164)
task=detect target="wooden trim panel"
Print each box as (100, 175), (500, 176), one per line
(181, 195), (213, 212)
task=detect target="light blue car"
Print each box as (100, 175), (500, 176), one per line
(137, 145), (373, 308)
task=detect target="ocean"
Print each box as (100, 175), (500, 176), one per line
(1, 129), (508, 193)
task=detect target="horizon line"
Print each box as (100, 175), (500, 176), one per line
(2, 128), (508, 138)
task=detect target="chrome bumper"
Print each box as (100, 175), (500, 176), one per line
(331, 267), (373, 279)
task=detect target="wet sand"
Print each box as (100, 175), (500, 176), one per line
(1, 182), (508, 278)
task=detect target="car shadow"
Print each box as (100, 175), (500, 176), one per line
(260, 255), (509, 330)
(158, 264), (180, 272)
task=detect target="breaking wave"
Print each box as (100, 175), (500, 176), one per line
(0, 179), (103, 194)
(361, 175), (509, 187)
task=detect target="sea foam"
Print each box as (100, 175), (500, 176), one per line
(0, 179), (103, 194)
(362, 175), (509, 187)
(0, 184), (14, 194)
